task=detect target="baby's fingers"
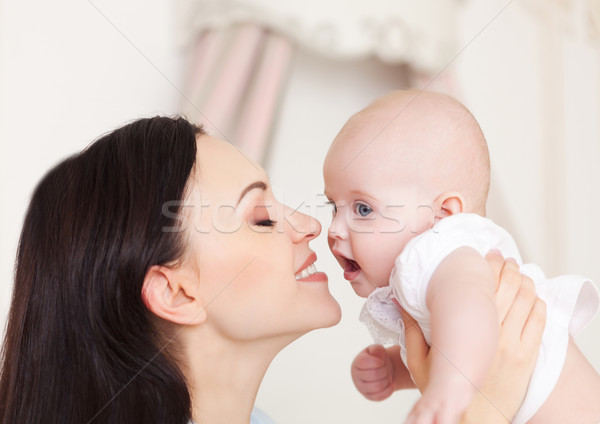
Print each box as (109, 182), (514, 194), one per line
(353, 364), (391, 382)
(362, 381), (394, 401)
(358, 375), (392, 396)
(364, 388), (394, 401)
(352, 344), (386, 370)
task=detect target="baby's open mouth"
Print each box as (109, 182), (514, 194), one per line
(343, 258), (361, 281)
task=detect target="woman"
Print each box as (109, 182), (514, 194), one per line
(0, 116), (545, 424)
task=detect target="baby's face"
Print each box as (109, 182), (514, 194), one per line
(323, 127), (435, 298)
(323, 91), (489, 298)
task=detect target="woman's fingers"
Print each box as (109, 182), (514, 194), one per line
(485, 249), (505, 291)
(486, 249), (521, 322)
(494, 260), (523, 323)
(502, 279), (537, 343)
(463, 254), (548, 424)
(521, 298), (547, 353)
(398, 305), (430, 390)
(400, 306), (427, 361)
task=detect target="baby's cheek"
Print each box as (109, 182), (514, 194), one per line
(327, 233), (335, 250)
(360, 234), (399, 280)
(386, 231), (411, 264)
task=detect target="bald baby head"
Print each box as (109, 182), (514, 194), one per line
(328, 90), (490, 214)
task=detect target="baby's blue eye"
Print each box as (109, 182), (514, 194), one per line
(355, 203), (372, 217)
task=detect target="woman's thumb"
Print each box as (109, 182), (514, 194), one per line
(399, 306), (429, 365)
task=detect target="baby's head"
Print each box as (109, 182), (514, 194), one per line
(323, 90), (490, 297)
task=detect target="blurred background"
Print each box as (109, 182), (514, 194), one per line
(1, 0), (599, 422)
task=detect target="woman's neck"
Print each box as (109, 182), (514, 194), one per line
(183, 327), (294, 424)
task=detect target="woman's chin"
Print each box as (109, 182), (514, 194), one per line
(303, 295), (342, 331)
(323, 300), (342, 327)
(319, 287), (343, 325)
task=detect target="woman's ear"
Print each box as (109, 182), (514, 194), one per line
(141, 265), (207, 326)
(433, 191), (465, 220)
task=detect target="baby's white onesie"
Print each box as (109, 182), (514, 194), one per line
(360, 213), (599, 424)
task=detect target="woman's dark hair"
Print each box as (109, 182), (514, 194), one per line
(0, 116), (204, 424)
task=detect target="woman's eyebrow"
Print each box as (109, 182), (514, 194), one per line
(236, 181), (267, 206)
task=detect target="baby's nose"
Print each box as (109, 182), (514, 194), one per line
(328, 215), (348, 240)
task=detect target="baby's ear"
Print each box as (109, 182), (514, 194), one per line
(141, 265), (207, 326)
(433, 191), (465, 220)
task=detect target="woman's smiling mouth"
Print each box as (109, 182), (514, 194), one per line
(295, 253), (328, 282)
(295, 263), (318, 280)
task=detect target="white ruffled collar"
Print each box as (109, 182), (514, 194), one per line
(359, 286), (404, 346)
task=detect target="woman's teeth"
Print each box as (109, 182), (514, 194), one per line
(295, 263), (318, 280)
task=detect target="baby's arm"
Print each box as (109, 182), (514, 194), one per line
(406, 246), (499, 424)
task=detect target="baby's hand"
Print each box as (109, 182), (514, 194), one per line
(405, 383), (473, 424)
(351, 344), (395, 401)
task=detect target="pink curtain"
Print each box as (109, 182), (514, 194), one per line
(182, 23), (294, 165)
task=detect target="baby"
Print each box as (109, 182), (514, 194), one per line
(323, 90), (600, 424)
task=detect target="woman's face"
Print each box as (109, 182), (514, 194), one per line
(182, 135), (341, 341)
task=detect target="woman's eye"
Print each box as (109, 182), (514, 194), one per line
(256, 218), (276, 227)
(354, 203), (372, 217)
(253, 204), (276, 228)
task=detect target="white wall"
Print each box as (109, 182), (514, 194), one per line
(1, 1), (598, 423)
(0, 0), (186, 328)
(454, 0), (600, 377)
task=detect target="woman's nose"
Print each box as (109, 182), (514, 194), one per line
(284, 205), (321, 243)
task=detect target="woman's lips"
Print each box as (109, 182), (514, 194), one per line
(297, 271), (328, 283)
(343, 259), (361, 281)
(295, 255), (328, 282)
(295, 253), (317, 275)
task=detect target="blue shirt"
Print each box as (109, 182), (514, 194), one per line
(250, 407), (276, 424)
(189, 407), (276, 424)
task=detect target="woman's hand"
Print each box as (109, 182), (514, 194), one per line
(401, 250), (547, 424)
